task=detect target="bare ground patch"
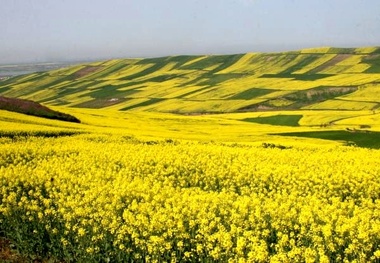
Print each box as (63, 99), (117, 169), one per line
(72, 66), (103, 79)
(237, 86), (358, 112)
(309, 54), (351, 73)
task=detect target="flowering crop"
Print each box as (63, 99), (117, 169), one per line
(1, 135), (380, 262)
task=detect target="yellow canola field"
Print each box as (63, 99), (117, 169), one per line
(1, 135), (380, 262)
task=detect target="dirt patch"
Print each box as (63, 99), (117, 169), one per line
(237, 86), (358, 112)
(72, 66), (103, 79)
(364, 54), (380, 60)
(301, 86), (357, 99)
(309, 54), (351, 73)
(0, 238), (27, 263)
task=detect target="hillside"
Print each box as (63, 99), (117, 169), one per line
(0, 96), (80, 123)
(1, 47), (380, 114)
(1, 47), (380, 147)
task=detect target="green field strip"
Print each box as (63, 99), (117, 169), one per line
(157, 86), (203, 99)
(227, 88), (275, 100)
(268, 54), (301, 71)
(35, 80), (98, 103)
(216, 53), (257, 74)
(121, 61), (170, 81)
(354, 47), (379, 54)
(173, 86), (211, 99)
(303, 99), (378, 111)
(327, 47), (356, 54)
(2, 75), (69, 99)
(102, 64), (153, 80)
(120, 98), (165, 111)
(179, 71), (214, 86)
(279, 55), (322, 74)
(275, 130), (380, 149)
(165, 55), (203, 69)
(178, 55), (228, 70)
(209, 54), (246, 73)
(177, 55), (245, 87)
(0, 72), (46, 87)
(131, 84), (182, 98)
(85, 85), (139, 99)
(80, 61), (132, 80)
(143, 74), (182, 83)
(363, 54), (380, 73)
(181, 86), (218, 99)
(0, 86), (11, 93)
(197, 73), (244, 86)
(242, 115), (303, 127)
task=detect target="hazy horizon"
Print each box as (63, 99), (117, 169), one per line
(2, 0), (380, 64)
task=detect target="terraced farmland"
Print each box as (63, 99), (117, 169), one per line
(1, 47), (379, 114)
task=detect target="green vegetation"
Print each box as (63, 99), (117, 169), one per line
(363, 54), (380, 73)
(279, 55), (321, 74)
(229, 88), (274, 100)
(276, 130), (380, 149)
(285, 86), (358, 103)
(120, 98), (165, 111)
(243, 115), (303, 127)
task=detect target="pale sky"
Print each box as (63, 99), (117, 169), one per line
(1, 0), (380, 63)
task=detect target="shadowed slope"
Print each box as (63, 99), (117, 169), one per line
(0, 96), (80, 123)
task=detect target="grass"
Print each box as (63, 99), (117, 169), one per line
(120, 98), (165, 111)
(197, 73), (244, 86)
(242, 115), (303, 127)
(279, 55), (321, 74)
(229, 88), (275, 100)
(276, 130), (380, 149)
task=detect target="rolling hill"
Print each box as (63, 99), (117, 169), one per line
(1, 46), (380, 114)
(1, 46), (380, 146)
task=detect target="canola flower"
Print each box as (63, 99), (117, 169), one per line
(0, 135), (380, 262)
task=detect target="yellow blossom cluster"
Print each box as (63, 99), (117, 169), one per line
(1, 135), (380, 262)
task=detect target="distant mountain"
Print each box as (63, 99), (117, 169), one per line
(0, 46), (379, 114)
